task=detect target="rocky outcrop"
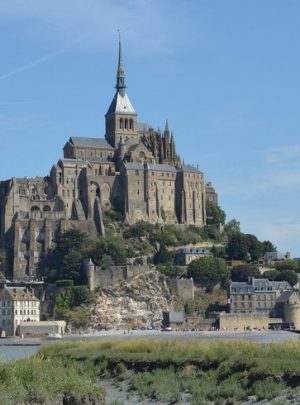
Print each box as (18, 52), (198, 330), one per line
(90, 270), (175, 328)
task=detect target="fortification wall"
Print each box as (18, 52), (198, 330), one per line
(219, 313), (269, 331)
(169, 278), (194, 301)
(284, 303), (300, 329)
(87, 262), (150, 291)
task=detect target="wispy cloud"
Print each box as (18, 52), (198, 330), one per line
(0, 101), (38, 106)
(0, 34), (88, 81)
(264, 144), (300, 165)
(0, 1), (195, 58)
(269, 170), (300, 187)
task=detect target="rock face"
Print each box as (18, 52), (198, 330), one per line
(90, 271), (175, 329)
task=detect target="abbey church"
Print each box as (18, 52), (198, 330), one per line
(0, 38), (217, 280)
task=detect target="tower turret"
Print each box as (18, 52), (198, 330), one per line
(105, 33), (138, 148)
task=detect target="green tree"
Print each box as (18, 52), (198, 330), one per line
(153, 245), (172, 265)
(246, 234), (263, 262)
(206, 203), (226, 225)
(230, 264), (260, 282)
(187, 257), (229, 291)
(226, 232), (250, 261)
(224, 219), (241, 235)
(275, 270), (298, 286)
(43, 229), (87, 284)
(261, 269), (280, 281)
(184, 300), (194, 315)
(86, 234), (128, 266)
(156, 264), (183, 278)
(275, 259), (299, 272)
(66, 307), (90, 328)
(261, 240), (277, 254)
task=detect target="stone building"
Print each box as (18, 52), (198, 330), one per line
(0, 37), (216, 280)
(0, 285), (40, 336)
(229, 278), (292, 317)
(175, 247), (213, 266)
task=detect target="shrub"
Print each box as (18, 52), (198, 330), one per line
(56, 279), (74, 288)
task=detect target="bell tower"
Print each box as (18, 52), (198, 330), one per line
(105, 33), (138, 147)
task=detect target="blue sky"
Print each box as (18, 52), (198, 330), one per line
(0, 1), (300, 256)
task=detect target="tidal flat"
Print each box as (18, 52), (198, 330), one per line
(0, 339), (299, 404)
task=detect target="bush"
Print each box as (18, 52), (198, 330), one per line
(56, 279), (74, 288)
(153, 245), (172, 264)
(187, 257), (229, 290)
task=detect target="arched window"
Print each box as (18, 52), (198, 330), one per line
(43, 206), (51, 212)
(125, 118), (128, 129)
(129, 119), (133, 130)
(120, 118), (124, 129)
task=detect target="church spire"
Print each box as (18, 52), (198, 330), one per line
(116, 30), (126, 96)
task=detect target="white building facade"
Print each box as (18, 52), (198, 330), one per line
(0, 286), (40, 336)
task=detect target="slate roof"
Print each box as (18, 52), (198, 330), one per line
(106, 91), (136, 115)
(147, 163), (176, 173)
(69, 137), (114, 150)
(125, 162), (177, 173)
(276, 290), (294, 303)
(178, 164), (202, 174)
(253, 278), (291, 291)
(231, 278), (292, 293)
(0, 286), (39, 301)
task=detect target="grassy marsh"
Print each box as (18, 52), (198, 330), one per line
(0, 339), (299, 404)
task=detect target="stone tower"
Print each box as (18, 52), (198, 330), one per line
(105, 33), (138, 147)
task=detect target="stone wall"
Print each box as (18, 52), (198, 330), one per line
(219, 312), (269, 331)
(17, 320), (66, 337)
(169, 278), (194, 301)
(87, 261), (151, 291)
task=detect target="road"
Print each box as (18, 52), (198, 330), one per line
(0, 329), (299, 346)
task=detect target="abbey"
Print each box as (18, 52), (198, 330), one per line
(0, 38), (217, 280)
